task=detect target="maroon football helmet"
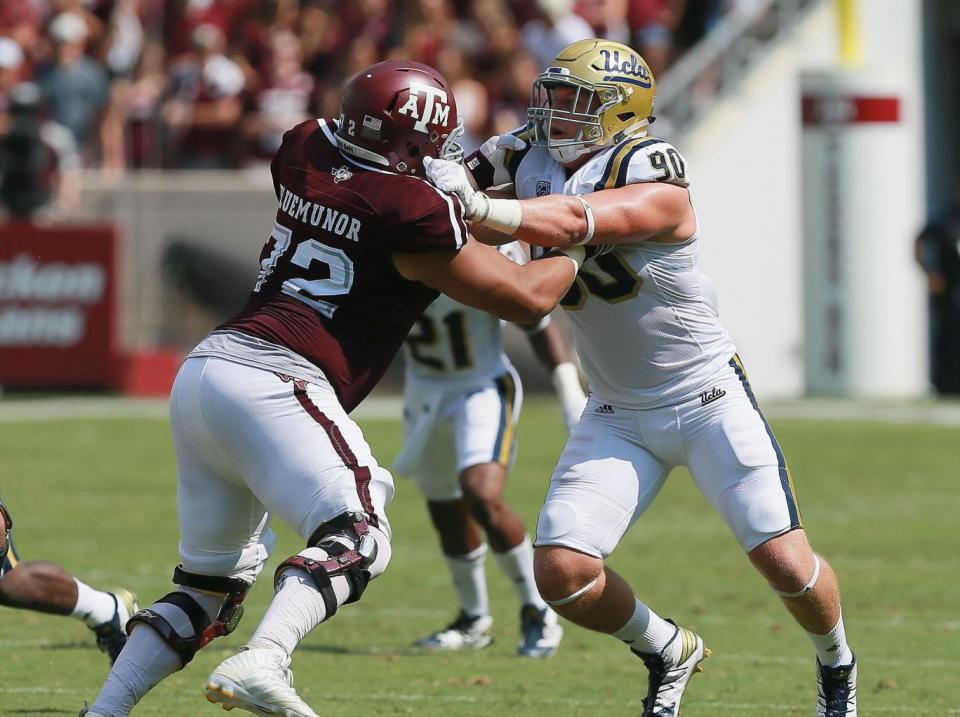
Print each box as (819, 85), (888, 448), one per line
(335, 60), (463, 176)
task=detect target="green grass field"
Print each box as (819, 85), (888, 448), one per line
(1, 398), (957, 716)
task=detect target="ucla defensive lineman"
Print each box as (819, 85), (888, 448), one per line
(395, 241), (583, 657)
(425, 40), (857, 717)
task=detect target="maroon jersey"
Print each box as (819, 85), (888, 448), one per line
(219, 118), (468, 411)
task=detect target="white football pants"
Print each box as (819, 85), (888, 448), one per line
(169, 356), (394, 582)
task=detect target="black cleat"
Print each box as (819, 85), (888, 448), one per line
(817, 655), (858, 716)
(414, 610), (494, 651)
(631, 620), (709, 717)
(517, 603), (563, 658)
(90, 589), (138, 665)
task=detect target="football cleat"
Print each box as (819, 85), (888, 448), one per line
(632, 620), (709, 717)
(816, 655), (858, 716)
(206, 647), (319, 717)
(77, 704), (107, 716)
(414, 611), (494, 651)
(91, 588), (139, 665)
(517, 604), (563, 658)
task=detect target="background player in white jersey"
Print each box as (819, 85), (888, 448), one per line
(395, 241), (585, 657)
(0, 499), (138, 665)
(425, 39), (858, 717)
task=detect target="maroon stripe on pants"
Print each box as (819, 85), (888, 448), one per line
(292, 382), (379, 528)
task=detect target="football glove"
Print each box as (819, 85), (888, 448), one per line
(423, 156), (486, 219)
(474, 132), (527, 187)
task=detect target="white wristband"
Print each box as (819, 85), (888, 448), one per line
(552, 362), (585, 403)
(472, 194), (522, 235)
(573, 195), (595, 245)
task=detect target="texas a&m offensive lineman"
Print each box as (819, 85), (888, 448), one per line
(396, 241), (585, 657)
(79, 60), (584, 717)
(425, 39), (858, 717)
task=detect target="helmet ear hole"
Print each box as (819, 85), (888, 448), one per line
(408, 144), (421, 157)
(617, 112), (636, 122)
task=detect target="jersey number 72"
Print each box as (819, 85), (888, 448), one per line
(254, 222), (355, 318)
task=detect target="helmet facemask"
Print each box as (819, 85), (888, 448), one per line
(528, 67), (650, 163)
(438, 120), (465, 163)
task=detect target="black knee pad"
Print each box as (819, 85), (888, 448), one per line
(126, 568), (249, 669)
(274, 512), (378, 619)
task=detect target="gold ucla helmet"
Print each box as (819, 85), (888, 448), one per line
(528, 39), (656, 163)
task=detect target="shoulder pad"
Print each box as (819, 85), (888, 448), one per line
(593, 138), (690, 191)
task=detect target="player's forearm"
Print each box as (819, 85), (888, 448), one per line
(470, 222), (521, 246)
(495, 255), (579, 323)
(515, 196), (590, 248)
(473, 194), (589, 248)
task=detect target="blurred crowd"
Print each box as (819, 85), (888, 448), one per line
(0, 0), (737, 175)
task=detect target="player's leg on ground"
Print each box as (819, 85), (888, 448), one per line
(534, 545), (708, 714)
(749, 529), (847, 650)
(0, 561), (139, 663)
(205, 368), (394, 717)
(0, 505), (137, 664)
(749, 529), (857, 715)
(428, 498), (489, 618)
(534, 401), (708, 713)
(683, 358), (856, 715)
(460, 462), (525, 552)
(414, 498), (494, 650)
(459, 462), (564, 657)
(85, 357), (270, 716)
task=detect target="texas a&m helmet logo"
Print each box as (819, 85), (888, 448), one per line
(397, 82), (451, 133)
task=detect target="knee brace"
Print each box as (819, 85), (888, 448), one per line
(125, 568), (250, 668)
(772, 555), (821, 598)
(273, 512), (377, 620)
(544, 575), (599, 607)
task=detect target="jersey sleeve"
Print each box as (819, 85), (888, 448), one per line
(591, 137), (690, 191)
(270, 119), (321, 200)
(465, 126), (532, 190)
(381, 180), (470, 253)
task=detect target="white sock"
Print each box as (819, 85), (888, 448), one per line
(247, 546), (352, 656)
(612, 597), (678, 655)
(444, 544), (489, 618)
(90, 588), (221, 716)
(492, 536), (546, 610)
(71, 579), (117, 627)
(808, 613), (854, 667)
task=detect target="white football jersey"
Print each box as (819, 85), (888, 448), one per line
(402, 242), (527, 388)
(512, 136), (736, 409)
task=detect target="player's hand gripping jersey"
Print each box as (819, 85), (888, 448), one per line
(197, 118), (469, 412)
(467, 133), (736, 409)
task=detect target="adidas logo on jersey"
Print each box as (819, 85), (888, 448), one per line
(700, 387), (726, 406)
(594, 404), (615, 414)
